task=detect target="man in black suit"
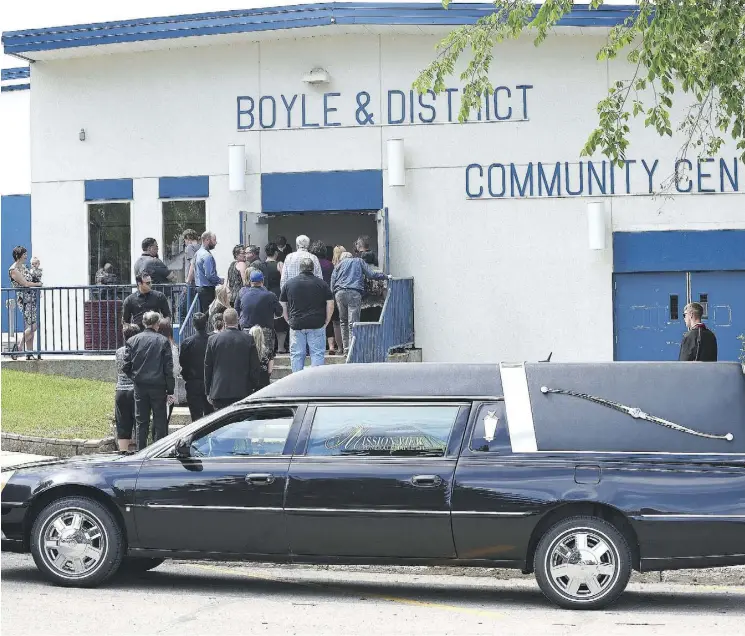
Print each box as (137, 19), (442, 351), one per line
(204, 308), (261, 409)
(179, 312), (214, 421)
(679, 302), (718, 361)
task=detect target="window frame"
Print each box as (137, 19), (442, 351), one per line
(155, 403), (304, 460)
(86, 200), (132, 285)
(160, 198), (208, 284)
(464, 399), (514, 456)
(298, 401), (470, 460)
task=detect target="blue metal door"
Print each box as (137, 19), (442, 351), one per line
(1, 195), (32, 335)
(614, 272), (687, 361)
(690, 271), (745, 362)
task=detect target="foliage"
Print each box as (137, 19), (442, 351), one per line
(1, 370), (113, 439)
(414, 1), (745, 169)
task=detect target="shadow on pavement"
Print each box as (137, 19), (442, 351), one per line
(2, 560), (743, 614)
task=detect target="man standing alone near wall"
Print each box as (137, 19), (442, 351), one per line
(679, 302), (718, 361)
(123, 311), (174, 449)
(280, 257), (334, 373)
(195, 231), (223, 312)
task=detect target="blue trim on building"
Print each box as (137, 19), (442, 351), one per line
(2, 3), (639, 55)
(1, 194), (32, 334)
(1, 83), (30, 92)
(262, 169), (383, 213)
(84, 179), (133, 201)
(613, 230), (745, 273)
(159, 176), (209, 199)
(1, 67), (30, 80)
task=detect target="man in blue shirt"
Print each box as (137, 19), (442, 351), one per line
(194, 231), (223, 311)
(235, 270), (283, 373)
(331, 252), (389, 352)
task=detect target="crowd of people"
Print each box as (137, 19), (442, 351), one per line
(112, 230), (390, 450)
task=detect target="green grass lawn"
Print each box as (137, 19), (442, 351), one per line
(1, 369), (114, 439)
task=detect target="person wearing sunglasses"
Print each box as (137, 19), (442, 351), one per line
(122, 273), (171, 327)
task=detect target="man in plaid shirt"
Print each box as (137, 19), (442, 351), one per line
(279, 234), (323, 289)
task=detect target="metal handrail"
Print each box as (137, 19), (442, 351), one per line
(178, 294), (202, 348)
(1, 283), (194, 356)
(347, 277), (415, 364)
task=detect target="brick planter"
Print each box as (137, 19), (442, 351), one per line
(1, 432), (116, 458)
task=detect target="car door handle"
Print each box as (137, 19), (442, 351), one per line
(245, 473), (275, 485)
(411, 474), (442, 487)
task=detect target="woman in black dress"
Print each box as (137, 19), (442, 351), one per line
(264, 242), (288, 353)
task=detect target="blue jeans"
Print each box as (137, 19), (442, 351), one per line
(289, 328), (326, 373)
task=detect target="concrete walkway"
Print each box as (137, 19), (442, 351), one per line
(0, 450), (53, 469)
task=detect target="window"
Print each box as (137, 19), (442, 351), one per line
(469, 402), (511, 453)
(307, 405), (459, 457)
(88, 203), (131, 284)
(189, 408), (294, 458)
(162, 200), (206, 283)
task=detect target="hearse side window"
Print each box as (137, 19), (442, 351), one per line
(469, 402), (511, 453)
(189, 408), (294, 458)
(306, 405), (460, 457)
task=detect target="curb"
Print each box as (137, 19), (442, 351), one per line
(0, 431), (116, 458)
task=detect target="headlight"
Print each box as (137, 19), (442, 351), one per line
(0, 471), (15, 492)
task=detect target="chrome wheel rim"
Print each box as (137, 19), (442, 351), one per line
(546, 528), (618, 602)
(41, 508), (107, 578)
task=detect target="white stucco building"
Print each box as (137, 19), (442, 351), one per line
(2, 2), (744, 362)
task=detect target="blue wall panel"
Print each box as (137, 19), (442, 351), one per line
(1, 195), (32, 333)
(84, 179), (133, 201)
(262, 170), (383, 213)
(159, 176), (209, 199)
(614, 230), (745, 273)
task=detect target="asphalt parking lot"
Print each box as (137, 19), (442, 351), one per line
(2, 554), (744, 636)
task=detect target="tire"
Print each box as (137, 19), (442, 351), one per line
(30, 496), (124, 587)
(534, 515), (632, 610)
(118, 557), (165, 575)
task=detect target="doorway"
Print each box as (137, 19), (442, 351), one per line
(614, 271), (745, 361)
(266, 211), (378, 258)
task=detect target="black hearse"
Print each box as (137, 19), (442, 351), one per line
(2, 362), (744, 609)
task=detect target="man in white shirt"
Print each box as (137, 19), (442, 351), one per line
(279, 234), (323, 289)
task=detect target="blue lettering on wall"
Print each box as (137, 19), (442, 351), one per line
(445, 88), (458, 122)
(516, 85), (533, 119)
(259, 95), (276, 129)
(588, 161), (607, 195)
(624, 159), (637, 195)
(538, 162), (562, 196)
(418, 90), (436, 123)
(675, 159), (693, 193)
(697, 158), (715, 193)
(641, 159), (659, 194)
(720, 158), (739, 191)
(323, 92), (341, 127)
(565, 162), (584, 196)
(237, 96), (255, 130)
(388, 90), (406, 125)
(466, 164), (484, 198)
(301, 94), (319, 128)
(281, 94), (297, 128)
(493, 86), (512, 121)
(510, 163), (534, 197)
(488, 163), (506, 197)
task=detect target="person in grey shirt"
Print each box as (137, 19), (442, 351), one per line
(134, 237), (173, 285)
(182, 229), (201, 284)
(115, 323), (140, 451)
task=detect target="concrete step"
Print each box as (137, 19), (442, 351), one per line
(273, 354), (347, 366)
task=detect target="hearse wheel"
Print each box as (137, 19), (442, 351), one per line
(534, 516), (631, 610)
(30, 496), (124, 587)
(118, 557), (166, 575)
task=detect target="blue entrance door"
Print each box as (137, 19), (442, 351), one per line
(614, 272), (687, 361)
(690, 271), (745, 362)
(1, 195), (32, 335)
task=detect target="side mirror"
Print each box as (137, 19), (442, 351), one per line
(175, 436), (192, 458)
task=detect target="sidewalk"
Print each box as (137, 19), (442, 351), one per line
(0, 450), (53, 469)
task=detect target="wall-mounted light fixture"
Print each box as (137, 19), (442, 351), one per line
(228, 144), (246, 191)
(302, 68), (330, 84)
(79, 128), (86, 141)
(387, 138), (405, 187)
(587, 201), (607, 250)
